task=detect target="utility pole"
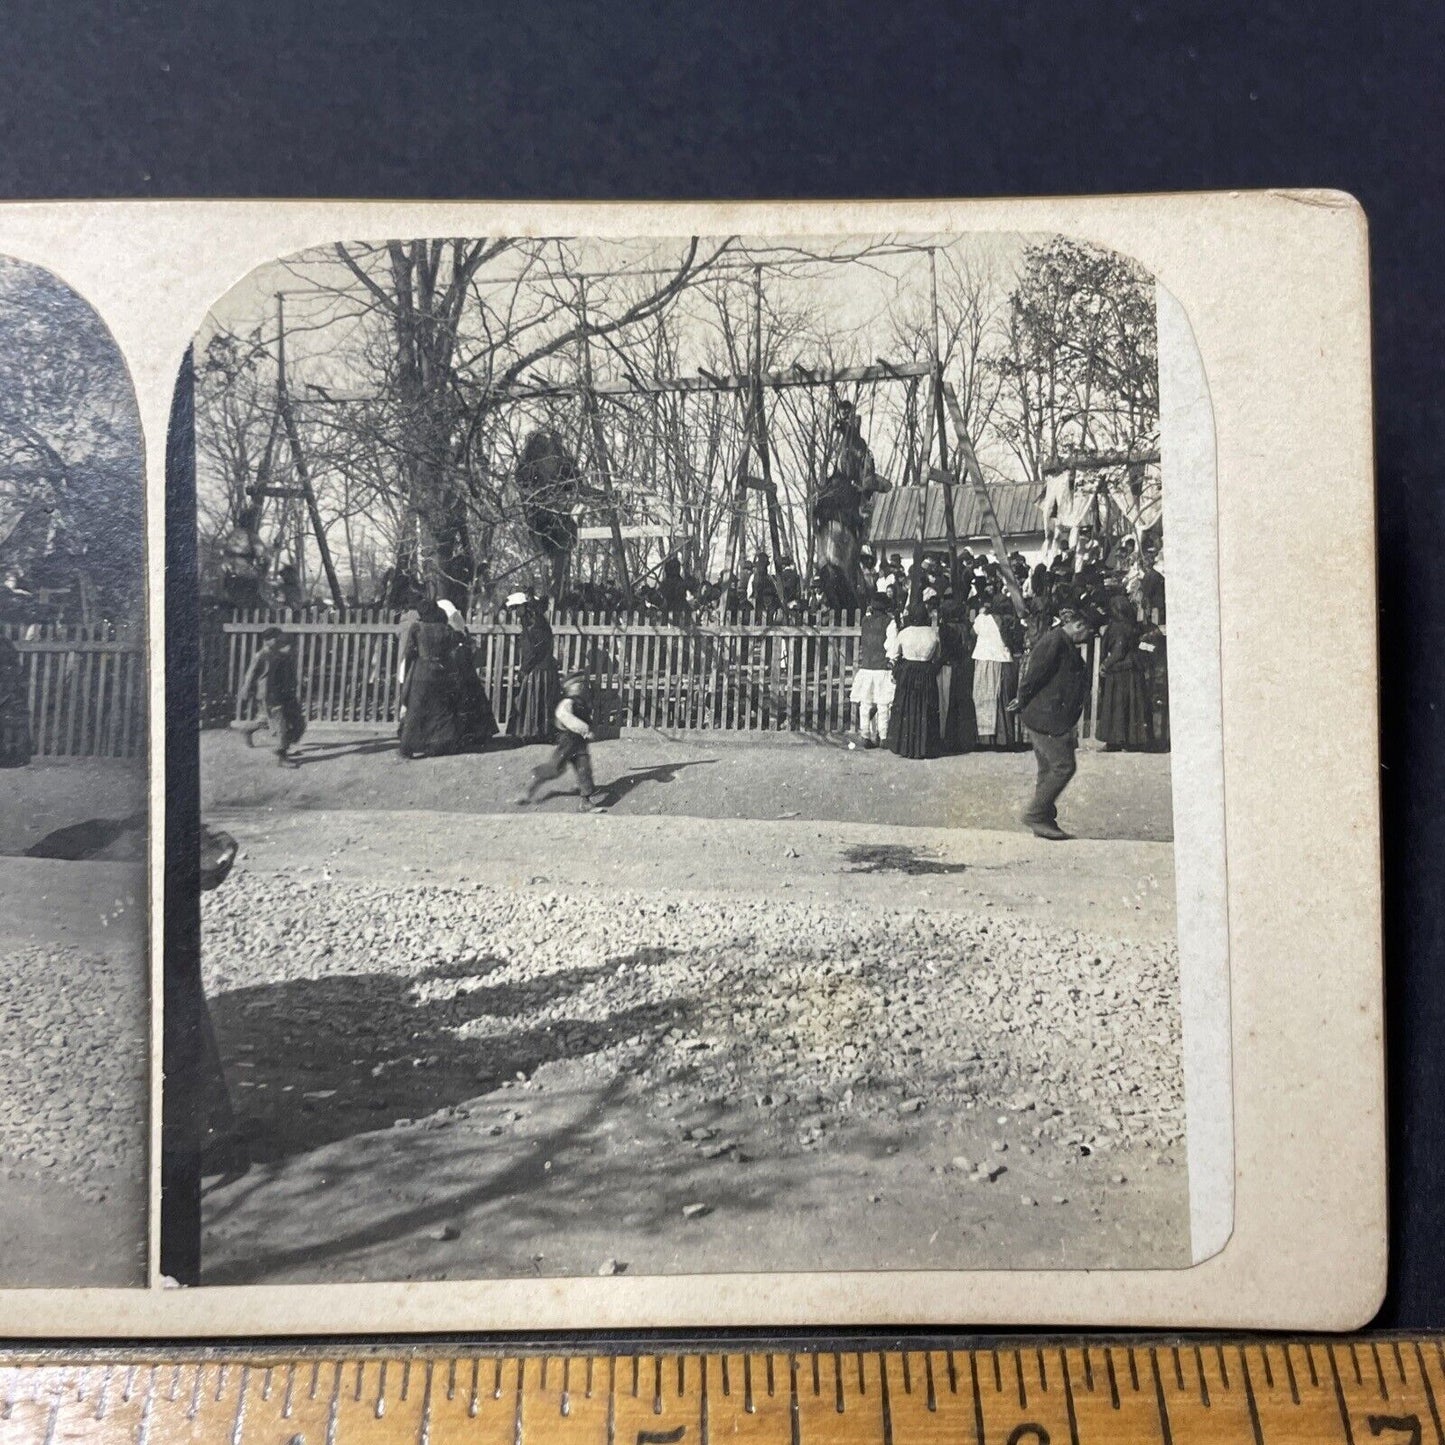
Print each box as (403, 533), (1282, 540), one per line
(273, 293), (344, 607)
(928, 248), (960, 574)
(752, 265), (789, 576)
(577, 280), (633, 607)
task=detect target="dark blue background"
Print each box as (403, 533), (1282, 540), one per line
(5, 0), (1437, 1327)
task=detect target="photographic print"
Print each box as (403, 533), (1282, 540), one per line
(0, 255), (149, 1286)
(171, 228), (1223, 1288)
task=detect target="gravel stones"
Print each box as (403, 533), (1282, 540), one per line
(0, 944), (147, 1200)
(201, 869), (1186, 1165)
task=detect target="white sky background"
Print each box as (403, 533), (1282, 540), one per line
(195, 231), (1070, 588)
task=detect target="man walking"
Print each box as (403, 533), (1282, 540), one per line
(1011, 607), (1094, 840)
(236, 626), (306, 767)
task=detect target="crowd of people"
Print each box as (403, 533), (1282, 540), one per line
(849, 537), (1167, 757)
(229, 534), (1167, 835)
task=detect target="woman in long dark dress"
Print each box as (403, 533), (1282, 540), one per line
(398, 601), (467, 759)
(886, 604), (942, 760)
(507, 599), (561, 743)
(1097, 593), (1151, 750)
(438, 599), (498, 746)
(936, 595), (978, 754)
(0, 634), (32, 767)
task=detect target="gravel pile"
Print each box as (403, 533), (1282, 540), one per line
(203, 872), (1183, 1155)
(0, 944), (148, 1197)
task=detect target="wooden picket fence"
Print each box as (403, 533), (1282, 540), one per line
(2, 622), (147, 759)
(211, 606), (1163, 741)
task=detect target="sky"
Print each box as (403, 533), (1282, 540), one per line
(194, 230), (1142, 593)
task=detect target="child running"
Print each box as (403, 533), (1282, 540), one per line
(235, 625), (305, 767)
(516, 671), (605, 812)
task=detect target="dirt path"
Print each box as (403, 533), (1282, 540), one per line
(202, 725), (1174, 843)
(200, 807), (1187, 1285)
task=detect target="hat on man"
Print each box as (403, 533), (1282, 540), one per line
(505, 590), (529, 608)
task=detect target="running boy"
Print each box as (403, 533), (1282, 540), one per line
(517, 671), (604, 812)
(236, 626), (306, 766)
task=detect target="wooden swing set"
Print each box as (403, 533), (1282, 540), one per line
(243, 249), (1029, 617)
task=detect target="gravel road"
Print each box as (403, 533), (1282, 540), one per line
(199, 809), (1188, 1283)
(0, 858), (148, 1286)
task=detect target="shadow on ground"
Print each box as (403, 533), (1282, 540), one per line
(208, 950), (692, 1165)
(840, 843), (969, 877)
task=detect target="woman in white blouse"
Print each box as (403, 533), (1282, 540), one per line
(885, 604), (942, 759)
(971, 596), (1020, 747)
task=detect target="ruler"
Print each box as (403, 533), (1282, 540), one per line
(0, 1342), (1441, 1445)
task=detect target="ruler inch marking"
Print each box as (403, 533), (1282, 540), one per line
(1327, 1343), (1358, 1445)
(789, 1354), (800, 1445)
(1238, 1348), (1264, 1445)
(135, 1366), (157, 1445)
(27, 1340), (1445, 1445)
(877, 1352), (894, 1445)
(699, 1354), (710, 1445)
(95, 1364), (113, 1421)
(968, 1350), (985, 1445)
(40, 1393), (60, 1445)
(1193, 1346), (1210, 1407)
(231, 1365), (251, 1445)
(1059, 1350), (1081, 1445)
(512, 1358), (524, 1445)
(1150, 1348), (1174, 1445)
(419, 1360), (434, 1445)
(1413, 1341), (1445, 1445)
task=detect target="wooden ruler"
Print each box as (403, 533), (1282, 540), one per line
(0, 1341), (1442, 1445)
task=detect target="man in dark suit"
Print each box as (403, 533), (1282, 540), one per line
(1011, 607), (1095, 840)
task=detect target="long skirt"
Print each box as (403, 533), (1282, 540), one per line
(399, 665), (466, 758)
(455, 648), (499, 745)
(1144, 641), (1169, 748)
(1098, 665), (1152, 748)
(972, 658), (1020, 746)
(940, 657), (978, 754)
(887, 660), (941, 760)
(507, 658), (561, 742)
